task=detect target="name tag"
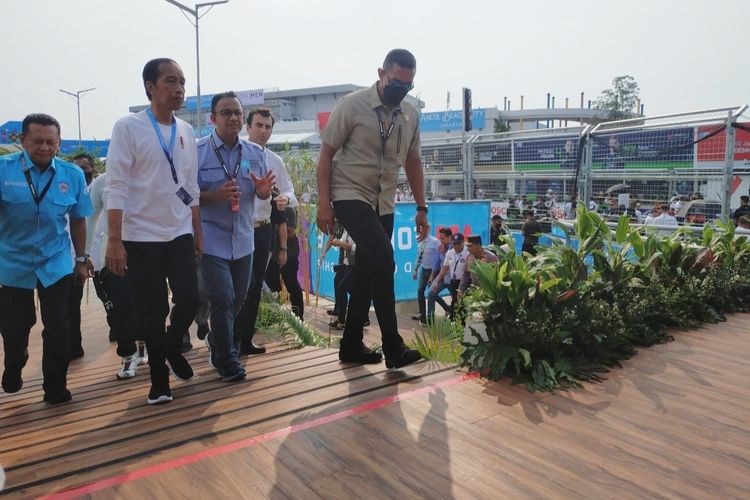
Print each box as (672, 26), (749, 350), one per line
(176, 187), (193, 206)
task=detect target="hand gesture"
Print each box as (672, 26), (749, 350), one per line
(317, 203), (336, 235)
(219, 179), (241, 202)
(251, 171), (277, 199)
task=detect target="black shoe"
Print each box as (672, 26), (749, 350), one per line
(329, 320), (345, 330)
(165, 351), (194, 381)
(326, 310), (338, 316)
(196, 323), (210, 341)
(180, 333), (193, 353)
(411, 315), (422, 321)
(339, 343), (383, 364)
(43, 389), (72, 404)
(221, 369), (247, 382)
(70, 345), (85, 360)
(385, 346), (422, 369)
(240, 342), (266, 355)
(147, 386), (173, 405)
(2, 350), (29, 393)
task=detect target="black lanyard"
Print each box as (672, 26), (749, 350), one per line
(375, 108), (399, 156)
(209, 136), (242, 179)
(21, 156), (55, 205)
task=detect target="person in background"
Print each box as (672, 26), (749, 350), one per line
(458, 235), (499, 294)
(328, 229), (356, 330)
(489, 214), (507, 245)
(411, 230), (441, 325)
(732, 195), (750, 224)
(234, 107), (296, 356)
(67, 153), (97, 359)
(655, 204), (678, 226)
(0, 113), (93, 404)
(429, 233), (469, 321)
(521, 210), (542, 255)
(738, 215), (750, 230)
(87, 172), (147, 379)
(265, 205), (304, 320)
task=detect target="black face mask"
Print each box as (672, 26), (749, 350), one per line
(382, 79), (411, 106)
(85, 173), (93, 185)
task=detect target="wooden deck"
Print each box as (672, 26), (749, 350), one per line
(1, 293), (749, 499)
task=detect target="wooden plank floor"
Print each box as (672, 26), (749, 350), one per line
(1, 293), (750, 499)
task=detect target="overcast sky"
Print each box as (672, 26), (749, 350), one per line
(3, 0), (747, 139)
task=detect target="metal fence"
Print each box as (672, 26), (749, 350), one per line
(409, 105), (749, 225)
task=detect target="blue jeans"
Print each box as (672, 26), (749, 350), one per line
(200, 253), (253, 376)
(427, 279), (451, 319)
(416, 267), (432, 320)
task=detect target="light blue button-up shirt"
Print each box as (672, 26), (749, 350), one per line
(415, 235), (441, 271)
(197, 131), (266, 260)
(0, 151), (93, 289)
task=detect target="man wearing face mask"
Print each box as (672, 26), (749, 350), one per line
(68, 153), (97, 359)
(316, 48), (427, 369)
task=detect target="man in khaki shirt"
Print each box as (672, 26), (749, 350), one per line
(317, 48), (428, 369)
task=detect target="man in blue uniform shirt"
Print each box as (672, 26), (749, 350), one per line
(0, 113), (93, 404)
(197, 92), (275, 381)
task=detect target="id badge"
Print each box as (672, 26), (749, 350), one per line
(175, 187), (193, 206)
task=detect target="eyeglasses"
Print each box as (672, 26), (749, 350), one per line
(388, 77), (414, 92)
(217, 109), (244, 118)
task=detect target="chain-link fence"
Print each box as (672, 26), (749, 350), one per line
(411, 105), (748, 225)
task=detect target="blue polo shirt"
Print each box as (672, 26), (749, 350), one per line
(0, 151), (93, 289)
(197, 132), (266, 260)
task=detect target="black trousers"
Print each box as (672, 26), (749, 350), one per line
(265, 236), (304, 320)
(334, 266), (354, 323)
(124, 234), (199, 384)
(235, 222), (273, 345)
(68, 282), (84, 352)
(332, 265), (348, 316)
(92, 268), (139, 357)
(332, 200), (404, 357)
(0, 275), (72, 396)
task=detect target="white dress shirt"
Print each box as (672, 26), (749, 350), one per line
(252, 146), (298, 222)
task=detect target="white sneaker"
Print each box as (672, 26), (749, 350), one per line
(117, 355), (138, 379)
(136, 340), (148, 365)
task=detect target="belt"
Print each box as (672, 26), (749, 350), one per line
(253, 219), (271, 229)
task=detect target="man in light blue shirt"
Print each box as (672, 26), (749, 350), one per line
(197, 92), (275, 381)
(0, 114), (93, 404)
(411, 232), (441, 324)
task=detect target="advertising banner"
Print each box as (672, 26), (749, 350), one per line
(696, 123), (750, 162)
(591, 128), (694, 169)
(513, 137), (578, 171)
(420, 109), (487, 133)
(308, 200), (491, 301)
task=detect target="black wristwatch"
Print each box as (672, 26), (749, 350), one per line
(75, 254), (90, 264)
(416, 206), (428, 214)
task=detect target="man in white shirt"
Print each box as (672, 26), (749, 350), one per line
(428, 233), (469, 321)
(105, 58), (202, 405)
(234, 107), (298, 355)
(655, 205), (679, 227)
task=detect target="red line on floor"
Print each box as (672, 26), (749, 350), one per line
(37, 371), (479, 500)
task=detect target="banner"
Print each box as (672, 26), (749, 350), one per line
(513, 137), (578, 171)
(419, 109), (487, 133)
(696, 123), (750, 162)
(308, 200), (491, 302)
(591, 128), (694, 169)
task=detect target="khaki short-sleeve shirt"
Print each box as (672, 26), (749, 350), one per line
(320, 82), (421, 216)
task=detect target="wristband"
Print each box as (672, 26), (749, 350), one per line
(75, 254), (90, 263)
(416, 206), (428, 213)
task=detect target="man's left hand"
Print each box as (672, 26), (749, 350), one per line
(415, 211), (429, 242)
(251, 171), (277, 200)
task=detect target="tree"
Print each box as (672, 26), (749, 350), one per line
(594, 75), (640, 120)
(494, 118), (510, 133)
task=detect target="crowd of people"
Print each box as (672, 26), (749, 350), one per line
(0, 58), (311, 405)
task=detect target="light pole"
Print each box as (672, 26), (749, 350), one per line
(59, 87), (95, 145)
(165, 0), (229, 133)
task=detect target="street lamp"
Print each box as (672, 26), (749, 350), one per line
(59, 87), (95, 145)
(165, 0), (229, 132)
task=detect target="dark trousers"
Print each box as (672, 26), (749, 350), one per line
(235, 222), (272, 345)
(332, 200), (404, 357)
(416, 267), (432, 320)
(334, 265), (354, 323)
(449, 278), (461, 318)
(332, 265), (348, 316)
(68, 282), (84, 352)
(265, 237), (304, 320)
(0, 275), (72, 396)
(124, 234), (199, 385)
(92, 268), (138, 357)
